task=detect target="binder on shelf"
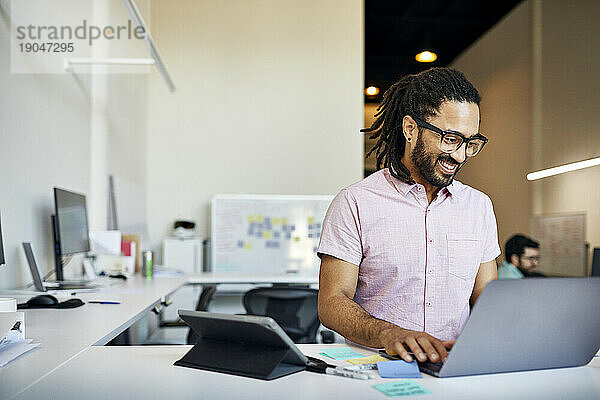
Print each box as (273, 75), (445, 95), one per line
(174, 310), (307, 380)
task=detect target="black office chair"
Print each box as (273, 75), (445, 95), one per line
(186, 284), (218, 344)
(243, 287), (320, 344)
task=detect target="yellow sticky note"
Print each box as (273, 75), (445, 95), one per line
(281, 218), (288, 225)
(245, 243), (252, 250)
(247, 215), (255, 223)
(263, 231), (271, 239)
(307, 216), (315, 224)
(294, 237), (300, 242)
(346, 355), (388, 365)
(257, 215), (264, 223)
(272, 218), (280, 225)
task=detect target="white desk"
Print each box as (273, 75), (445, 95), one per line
(0, 276), (186, 400)
(12, 343), (600, 400)
(1, 271), (317, 400)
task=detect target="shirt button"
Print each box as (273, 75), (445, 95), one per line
(428, 239), (433, 243)
(426, 302), (432, 307)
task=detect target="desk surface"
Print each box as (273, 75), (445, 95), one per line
(12, 344), (600, 400)
(0, 276), (186, 400)
(1, 271), (317, 400)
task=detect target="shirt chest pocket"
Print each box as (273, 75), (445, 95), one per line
(446, 233), (481, 280)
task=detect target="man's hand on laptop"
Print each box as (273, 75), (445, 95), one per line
(381, 327), (451, 363)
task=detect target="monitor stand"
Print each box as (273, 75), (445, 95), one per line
(51, 215), (65, 281)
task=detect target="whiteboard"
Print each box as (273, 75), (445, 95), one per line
(530, 213), (586, 277)
(211, 194), (334, 275)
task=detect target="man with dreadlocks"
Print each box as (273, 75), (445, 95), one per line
(317, 67), (500, 364)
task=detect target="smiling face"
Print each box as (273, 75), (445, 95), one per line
(404, 101), (480, 188)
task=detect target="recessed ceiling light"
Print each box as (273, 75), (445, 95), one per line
(415, 51), (437, 63)
(365, 86), (380, 96)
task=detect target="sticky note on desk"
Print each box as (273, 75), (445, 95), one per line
(320, 347), (365, 360)
(376, 360), (422, 378)
(347, 355), (388, 365)
(372, 381), (431, 397)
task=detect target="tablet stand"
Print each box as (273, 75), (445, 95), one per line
(174, 337), (306, 380)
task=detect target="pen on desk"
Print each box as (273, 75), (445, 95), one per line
(325, 366), (371, 380)
(342, 363), (377, 371)
(88, 301), (120, 305)
(305, 356), (374, 380)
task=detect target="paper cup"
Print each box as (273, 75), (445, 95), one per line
(0, 298), (17, 312)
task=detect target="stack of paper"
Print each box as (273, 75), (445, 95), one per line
(0, 321), (39, 367)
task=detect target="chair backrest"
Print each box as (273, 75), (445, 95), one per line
(243, 287), (320, 344)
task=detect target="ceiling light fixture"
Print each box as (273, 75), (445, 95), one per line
(415, 51), (437, 63)
(365, 86), (380, 96)
(526, 157), (600, 181)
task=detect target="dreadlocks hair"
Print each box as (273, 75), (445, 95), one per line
(362, 67), (481, 184)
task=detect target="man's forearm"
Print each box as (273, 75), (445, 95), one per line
(318, 293), (401, 348)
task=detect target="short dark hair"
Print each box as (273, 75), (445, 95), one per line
(361, 67), (481, 184)
(505, 234), (540, 262)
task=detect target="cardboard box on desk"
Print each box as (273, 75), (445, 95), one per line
(122, 234), (141, 273)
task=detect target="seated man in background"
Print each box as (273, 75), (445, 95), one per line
(317, 67), (499, 365)
(497, 234), (544, 279)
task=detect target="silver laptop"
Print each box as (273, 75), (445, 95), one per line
(22, 242), (99, 291)
(383, 278), (600, 377)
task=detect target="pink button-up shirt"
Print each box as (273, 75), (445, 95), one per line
(318, 168), (500, 341)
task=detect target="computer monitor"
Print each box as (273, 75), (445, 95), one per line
(53, 188), (90, 280)
(0, 213), (5, 267)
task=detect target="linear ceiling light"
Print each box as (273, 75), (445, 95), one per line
(526, 157), (600, 181)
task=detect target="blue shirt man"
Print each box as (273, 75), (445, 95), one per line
(498, 234), (543, 279)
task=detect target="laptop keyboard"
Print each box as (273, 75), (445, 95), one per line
(379, 349), (446, 376)
(419, 360), (443, 375)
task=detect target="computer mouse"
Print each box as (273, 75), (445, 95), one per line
(26, 294), (59, 307)
(57, 298), (85, 309)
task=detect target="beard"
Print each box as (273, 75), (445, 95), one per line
(411, 133), (462, 188)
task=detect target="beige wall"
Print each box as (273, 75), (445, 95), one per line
(451, 1), (532, 256)
(146, 0), (364, 257)
(450, 0), (600, 273)
(536, 0), (600, 273)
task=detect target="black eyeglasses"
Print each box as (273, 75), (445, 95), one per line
(413, 117), (488, 157)
(520, 256), (540, 263)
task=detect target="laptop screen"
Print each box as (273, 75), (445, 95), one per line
(22, 243), (45, 291)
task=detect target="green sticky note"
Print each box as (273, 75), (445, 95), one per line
(372, 381), (431, 397)
(319, 347), (365, 360)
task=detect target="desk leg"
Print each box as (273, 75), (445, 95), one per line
(186, 284), (217, 344)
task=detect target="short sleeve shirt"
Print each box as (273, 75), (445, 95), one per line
(317, 168), (501, 341)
